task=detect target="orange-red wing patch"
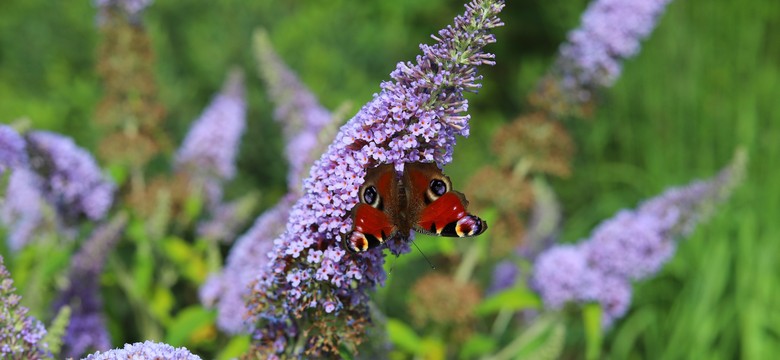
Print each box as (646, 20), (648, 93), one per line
(352, 203), (396, 241)
(417, 192), (467, 234)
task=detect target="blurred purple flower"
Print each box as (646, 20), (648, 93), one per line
(53, 215), (127, 358)
(1, 169), (45, 251)
(0, 125), (27, 176)
(531, 152), (746, 327)
(555, 0), (674, 94)
(93, 0), (152, 17)
(0, 256), (50, 359)
(489, 260), (521, 294)
(200, 196), (294, 334)
(255, 30), (334, 190)
(83, 341), (201, 360)
(176, 70), (246, 182)
(245, 0), (504, 355)
(25, 131), (115, 222)
(176, 70), (246, 209)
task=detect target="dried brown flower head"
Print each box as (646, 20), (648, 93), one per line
(492, 112), (575, 178)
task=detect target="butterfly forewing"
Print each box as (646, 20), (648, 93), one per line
(343, 164), (400, 253)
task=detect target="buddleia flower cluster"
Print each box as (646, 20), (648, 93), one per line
(1, 169), (46, 251)
(175, 70), (246, 207)
(25, 131), (115, 222)
(254, 29), (335, 190)
(0, 125), (27, 176)
(94, 0), (153, 23)
(83, 341), (201, 360)
(52, 215), (128, 358)
(531, 151), (745, 327)
(0, 256), (50, 359)
(244, 0), (504, 356)
(200, 31), (340, 334)
(532, 0), (675, 115)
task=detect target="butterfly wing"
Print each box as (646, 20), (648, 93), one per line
(343, 164), (400, 253)
(403, 162), (488, 237)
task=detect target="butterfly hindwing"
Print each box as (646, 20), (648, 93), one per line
(403, 162), (487, 238)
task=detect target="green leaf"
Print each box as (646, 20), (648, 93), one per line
(420, 337), (446, 360)
(460, 333), (497, 359)
(161, 236), (208, 283)
(43, 305), (71, 357)
(475, 286), (542, 315)
(216, 335), (251, 360)
(387, 318), (422, 354)
(149, 285), (175, 325)
(164, 306), (216, 347)
(583, 303), (603, 360)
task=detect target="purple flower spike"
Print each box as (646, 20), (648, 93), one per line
(1, 169), (45, 251)
(176, 70), (247, 183)
(0, 256), (50, 359)
(25, 131), (115, 222)
(0, 125), (27, 176)
(246, 1), (504, 355)
(53, 215), (128, 358)
(255, 29), (334, 191)
(83, 340), (201, 360)
(200, 196), (294, 334)
(94, 0), (153, 21)
(532, 151), (746, 328)
(556, 0), (674, 92)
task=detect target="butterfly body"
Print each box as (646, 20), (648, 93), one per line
(343, 162), (487, 253)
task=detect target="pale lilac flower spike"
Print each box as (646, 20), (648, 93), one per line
(532, 151), (746, 327)
(93, 0), (152, 17)
(83, 341), (201, 360)
(25, 131), (115, 222)
(0, 256), (50, 359)
(199, 196), (295, 334)
(555, 0), (674, 96)
(0, 124), (27, 175)
(1, 169), (44, 251)
(255, 29), (334, 191)
(176, 70), (246, 182)
(247, 0), (504, 354)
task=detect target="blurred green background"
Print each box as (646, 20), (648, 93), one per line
(1, 0), (778, 358)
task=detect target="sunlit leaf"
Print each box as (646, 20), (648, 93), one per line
(583, 303), (603, 360)
(164, 306), (216, 347)
(475, 286), (542, 315)
(387, 318), (422, 354)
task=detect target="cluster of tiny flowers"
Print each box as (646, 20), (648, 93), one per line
(0, 169), (45, 251)
(531, 154), (745, 327)
(255, 29), (334, 190)
(556, 0), (674, 94)
(0, 256), (50, 359)
(83, 341), (201, 360)
(24, 131), (115, 222)
(0, 125), (27, 176)
(176, 71), (246, 184)
(246, 0), (504, 355)
(53, 216), (127, 358)
(94, 0), (153, 21)
(200, 196), (294, 334)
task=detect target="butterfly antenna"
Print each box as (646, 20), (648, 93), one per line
(410, 237), (436, 270)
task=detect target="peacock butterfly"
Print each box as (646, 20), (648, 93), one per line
(343, 162), (487, 253)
